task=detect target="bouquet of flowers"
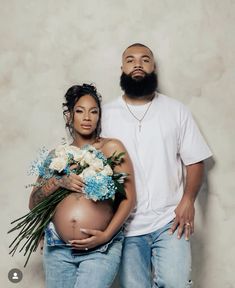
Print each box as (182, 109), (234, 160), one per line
(8, 144), (127, 267)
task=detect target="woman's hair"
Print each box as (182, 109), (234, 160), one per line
(63, 83), (102, 138)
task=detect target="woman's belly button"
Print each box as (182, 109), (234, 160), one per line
(52, 194), (113, 242)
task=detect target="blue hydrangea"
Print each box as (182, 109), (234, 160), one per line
(28, 147), (54, 179)
(84, 174), (117, 201)
(27, 144), (125, 201)
(93, 150), (107, 164)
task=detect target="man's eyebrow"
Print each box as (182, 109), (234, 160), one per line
(125, 54), (151, 60)
(142, 55), (151, 58)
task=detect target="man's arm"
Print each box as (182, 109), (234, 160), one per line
(169, 161), (204, 240)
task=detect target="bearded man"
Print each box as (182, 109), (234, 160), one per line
(102, 43), (212, 287)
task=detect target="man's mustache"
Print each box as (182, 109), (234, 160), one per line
(129, 69), (146, 76)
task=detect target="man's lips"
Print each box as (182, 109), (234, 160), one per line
(131, 70), (145, 76)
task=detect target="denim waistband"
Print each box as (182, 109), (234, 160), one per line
(44, 221), (124, 254)
(44, 222), (69, 246)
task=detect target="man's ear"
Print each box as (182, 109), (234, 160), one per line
(154, 61), (157, 70)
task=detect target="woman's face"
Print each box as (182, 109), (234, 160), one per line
(72, 94), (100, 137)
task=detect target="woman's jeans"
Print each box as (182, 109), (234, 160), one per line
(119, 220), (193, 288)
(43, 222), (124, 288)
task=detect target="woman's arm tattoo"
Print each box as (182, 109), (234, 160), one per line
(31, 178), (59, 207)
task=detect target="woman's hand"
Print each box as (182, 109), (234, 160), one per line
(69, 228), (110, 250)
(57, 173), (84, 193)
(57, 164), (85, 193)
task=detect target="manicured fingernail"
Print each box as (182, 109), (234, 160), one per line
(168, 230), (172, 235)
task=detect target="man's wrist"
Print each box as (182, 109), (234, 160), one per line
(182, 193), (196, 203)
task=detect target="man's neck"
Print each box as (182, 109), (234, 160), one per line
(123, 93), (156, 105)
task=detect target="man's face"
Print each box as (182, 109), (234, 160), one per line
(120, 46), (157, 98)
(121, 46), (155, 79)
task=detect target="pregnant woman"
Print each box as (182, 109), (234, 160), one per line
(28, 84), (136, 288)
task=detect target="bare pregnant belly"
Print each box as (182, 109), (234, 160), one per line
(52, 193), (114, 242)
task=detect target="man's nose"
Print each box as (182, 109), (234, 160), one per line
(134, 61), (142, 69)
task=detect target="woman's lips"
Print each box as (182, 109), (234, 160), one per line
(81, 124), (92, 129)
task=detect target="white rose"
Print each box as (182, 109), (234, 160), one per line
(75, 149), (87, 162)
(67, 146), (86, 162)
(80, 167), (96, 179)
(49, 156), (67, 172)
(86, 145), (96, 152)
(100, 164), (113, 176)
(66, 145), (79, 155)
(90, 158), (104, 172)
(82, 151), (96, 166)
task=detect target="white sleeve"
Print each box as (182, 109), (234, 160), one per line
(179, 106), (212, 165)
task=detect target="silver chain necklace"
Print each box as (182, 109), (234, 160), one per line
(124, 95), (155, 132)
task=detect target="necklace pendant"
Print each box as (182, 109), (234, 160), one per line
(124, 95), (155, 133)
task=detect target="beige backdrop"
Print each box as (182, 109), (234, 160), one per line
(1, 0), (234, 287)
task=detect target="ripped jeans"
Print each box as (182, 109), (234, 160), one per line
(120, 220), (193, 288)
(43, 222), (124, 288)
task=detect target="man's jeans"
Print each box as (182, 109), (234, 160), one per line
(120, 220), (193, 288)
(43, 222), (124, 288)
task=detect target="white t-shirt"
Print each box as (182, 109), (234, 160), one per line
(102, 94), (212, 237)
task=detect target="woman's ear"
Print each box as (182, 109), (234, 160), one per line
(64, 111), (72, 127)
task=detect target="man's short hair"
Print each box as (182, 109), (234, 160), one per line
(123, 43), (154, 57)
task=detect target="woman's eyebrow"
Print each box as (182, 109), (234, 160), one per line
(74, 105), (98, 109)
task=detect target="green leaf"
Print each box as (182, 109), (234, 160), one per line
(8, 188), (71, 266)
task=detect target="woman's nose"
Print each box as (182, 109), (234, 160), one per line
(84, 113), (90, 120)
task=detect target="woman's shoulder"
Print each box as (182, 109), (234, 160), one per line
(97, 137), (126, 154)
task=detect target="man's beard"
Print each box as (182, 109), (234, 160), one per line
(120, 71), (158, 98)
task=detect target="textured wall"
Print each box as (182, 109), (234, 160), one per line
(1, 0), (234, 287)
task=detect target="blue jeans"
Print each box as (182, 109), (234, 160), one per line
(43, 222), (124, 288)
(120, 220), (193, 288)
